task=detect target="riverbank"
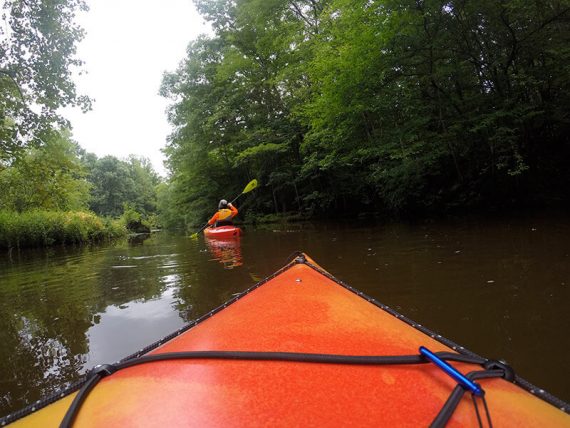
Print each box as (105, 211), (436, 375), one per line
(236, 205), (570, 228)
(0, 210), (127, 249)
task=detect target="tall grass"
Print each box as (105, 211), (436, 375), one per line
(0, 210), (127, 248)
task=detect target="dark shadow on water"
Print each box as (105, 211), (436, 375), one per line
(127, 233), (152, 246)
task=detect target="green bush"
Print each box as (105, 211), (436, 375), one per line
(102, 217), (128, 239)
(120, 204), (151, 233)
(0, 210), (128, 248)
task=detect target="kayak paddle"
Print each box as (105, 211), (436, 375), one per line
(190, 179), (258, 239)
(231, 179), (258, 204)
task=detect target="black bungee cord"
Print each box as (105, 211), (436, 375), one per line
(59, 348), (507, 428)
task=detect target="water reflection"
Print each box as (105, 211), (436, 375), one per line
(86, 288), (185, 367)
(127, 233), (151, 246)
(205, 237), (243, 269)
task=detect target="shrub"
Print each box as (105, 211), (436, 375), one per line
(120, 204), (151, 233)
(0, 210), (128, 248)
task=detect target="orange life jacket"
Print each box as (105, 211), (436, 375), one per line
(208, 205), (238, 225)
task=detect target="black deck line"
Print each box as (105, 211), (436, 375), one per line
(1, 251), (568, 425)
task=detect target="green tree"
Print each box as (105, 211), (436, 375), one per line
(84, 155), (160, 218)
(161, 0), (316, 221)
(156, 182), (182, 229)
(0, 0), (91, 162)
(302, 0), (570, 211)
(86, 156), (136, 217)
(0, 129), (90, 212)
(127, 155), (160, 215)
(161, 0), (570, 221)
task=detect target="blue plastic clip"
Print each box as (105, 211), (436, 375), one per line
(419, 346), (483, 396)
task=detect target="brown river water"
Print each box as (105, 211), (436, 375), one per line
(0, 212), (569, 418)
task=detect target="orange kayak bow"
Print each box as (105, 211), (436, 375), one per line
(4, 253), (569, 427)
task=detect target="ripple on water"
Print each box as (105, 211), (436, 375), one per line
(158, 263), (179, 269)
(162, 274), (181, 287)
(128, 254), (180, 260)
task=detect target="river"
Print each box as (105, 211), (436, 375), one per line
(0, 212), (569, 418)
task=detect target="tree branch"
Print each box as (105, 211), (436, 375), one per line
(0, 69), (26, 102)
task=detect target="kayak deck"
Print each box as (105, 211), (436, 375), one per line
(6, 254), (570, 427)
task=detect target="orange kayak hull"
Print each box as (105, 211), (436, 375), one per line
(7, 254), (570, 427)
(203, 225), (241, 239)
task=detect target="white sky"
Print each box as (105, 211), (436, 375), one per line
(62, 0), (210, 177)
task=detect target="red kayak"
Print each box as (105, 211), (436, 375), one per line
(203, 225), (241, 239)
(4, 253), (569, 427)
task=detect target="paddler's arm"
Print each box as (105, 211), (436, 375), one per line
(208, 212), (219, 225)
(228, 203), (238, 217)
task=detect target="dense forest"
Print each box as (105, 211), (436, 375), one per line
(1, 0), (569, 240)
(160, 0), (570, 228)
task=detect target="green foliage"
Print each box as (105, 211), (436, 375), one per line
(156, 182), (185, 230)
(0, 210), (126, 249)
(83, 154), (160, 218)
(0, 2), (164, 246)
(0, 129), (90, 212)
(120, 203), (151, 233)
(0, 0), (92, 162)
(159, 1), (306, 222)
(160, 0), (570, 222)
(0, 134), (159, 246)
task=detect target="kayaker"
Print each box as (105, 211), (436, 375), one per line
(208, 199), (238, 227)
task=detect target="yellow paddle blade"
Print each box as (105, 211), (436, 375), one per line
(242, 179), (258, 194)
(189, 232), (199, 239)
